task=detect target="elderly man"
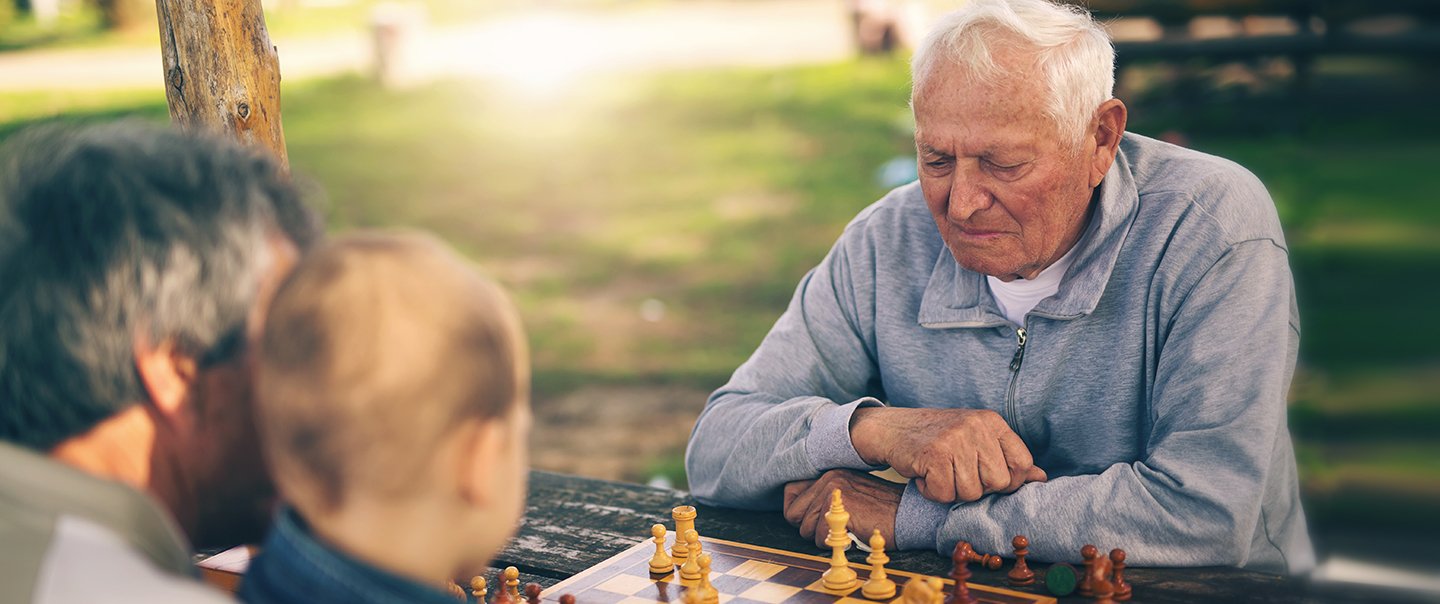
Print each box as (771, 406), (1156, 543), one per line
(686, 0), (1313, 575)
(0, 122), (320, 601)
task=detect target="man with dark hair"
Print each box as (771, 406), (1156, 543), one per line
(0, 121), (322, 602)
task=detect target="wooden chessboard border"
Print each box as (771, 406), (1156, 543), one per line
(540, 536), (1055, 604)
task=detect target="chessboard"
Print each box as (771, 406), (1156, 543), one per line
(539, 537), (1055, 604)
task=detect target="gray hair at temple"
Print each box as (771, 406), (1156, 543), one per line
(0, 121), (321, 451)
(911, 0), (1116, 147)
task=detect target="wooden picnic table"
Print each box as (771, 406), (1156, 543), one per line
(490, 471), (1413, 604)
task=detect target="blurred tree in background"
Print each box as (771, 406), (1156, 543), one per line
(93, 0), (153, 31)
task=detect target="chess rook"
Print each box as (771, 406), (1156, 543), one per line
(672, 505), (697, 562)
(820, 489), (858, 591)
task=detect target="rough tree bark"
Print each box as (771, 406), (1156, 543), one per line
(155, 0), (288, 168)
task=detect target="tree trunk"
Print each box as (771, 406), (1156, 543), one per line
(155, 0), (288, 168)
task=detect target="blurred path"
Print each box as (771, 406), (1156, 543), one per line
(0, 0), (853, 92)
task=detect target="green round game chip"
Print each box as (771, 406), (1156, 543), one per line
(1044, 563), (1078, 597)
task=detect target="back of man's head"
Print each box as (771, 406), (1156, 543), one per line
(0, 121), (321, 451)
(256, 231), (529, 519)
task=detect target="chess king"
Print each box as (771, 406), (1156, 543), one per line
(686, 0), (1314, 574)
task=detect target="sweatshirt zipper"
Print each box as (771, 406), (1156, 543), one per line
(1005, 326), (1027, 427)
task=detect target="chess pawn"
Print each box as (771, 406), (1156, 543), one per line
(945, 548), (976, 604)
(1110, 549), (1132, 601)
(672, 505), (697, 562)
(525, 583), (543, 604)
(504, 566), (521, 600)
(861, 530), (896, 600)
(821, 489), (858, 591)
(1091, 557), (1117, 604)
(470, 576), (488, 599)
(696, 553), (720, 604)
(954, 542), (1001, 571)
(679, 530), (703, 582)
(649, 524), (675, 575)
(1078, 544), (1098, 597)
(1007, 535), (1035, 586)
(559, 595), (576, 604)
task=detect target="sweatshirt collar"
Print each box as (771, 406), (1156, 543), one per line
(918, 141), (1139, 328)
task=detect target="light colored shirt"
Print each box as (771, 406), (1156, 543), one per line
(986, 242), (1078, 327)
(0, 441), (233, 604)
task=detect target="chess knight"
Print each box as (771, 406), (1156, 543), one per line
(685, 0), (1313, 575)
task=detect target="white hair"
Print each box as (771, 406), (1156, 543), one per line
(911, 0), (1115, 147)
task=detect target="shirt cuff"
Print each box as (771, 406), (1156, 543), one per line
(804, 397), (884, 472)
(894, 480), (949, 551)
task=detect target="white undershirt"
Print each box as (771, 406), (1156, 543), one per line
(986, 244), (1079, 327)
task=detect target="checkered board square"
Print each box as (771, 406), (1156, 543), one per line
(540, 536), (1053, 604)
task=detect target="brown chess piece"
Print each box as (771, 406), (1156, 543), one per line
(493, 584), (514, 604)
(955, 541), (1001, 570)
(1078, 544), (1099, 597)
(945, 542), (978, 604)
(524, 582), (543, 604)
(1091, 557), (1116, 604)
(1110, 549), (1132, 601)
(1007, 535), (1035, 586)
(559, 595), (576, 604)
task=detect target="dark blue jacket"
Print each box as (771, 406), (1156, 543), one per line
(240, 507), (464, 604)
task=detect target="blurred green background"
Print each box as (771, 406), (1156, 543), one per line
(2, 0), (1437, 572)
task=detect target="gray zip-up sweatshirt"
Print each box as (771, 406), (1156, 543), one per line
(685, 133), (1315, 576)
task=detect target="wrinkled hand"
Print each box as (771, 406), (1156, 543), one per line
(850, 406), (1046, 503)
(783, 469), (903, 549)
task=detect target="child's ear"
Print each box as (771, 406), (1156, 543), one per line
(457, 418), (508, 507)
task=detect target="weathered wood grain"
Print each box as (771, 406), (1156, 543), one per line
(499, 471), (1417, 603)
(155, 0), (288, 166)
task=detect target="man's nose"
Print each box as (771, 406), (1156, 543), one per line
(948, 168), (992, 222)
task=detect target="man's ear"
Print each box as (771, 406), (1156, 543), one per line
(1089, 98), (1128, 189)
(133, 332), (199, 426)
(457, 418), (508, 508)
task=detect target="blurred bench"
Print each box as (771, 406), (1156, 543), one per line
(1089, 0), (1440, 69)
(849, 0), (1440, 66)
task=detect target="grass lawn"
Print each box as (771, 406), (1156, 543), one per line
(2, 56), (1436, 551)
